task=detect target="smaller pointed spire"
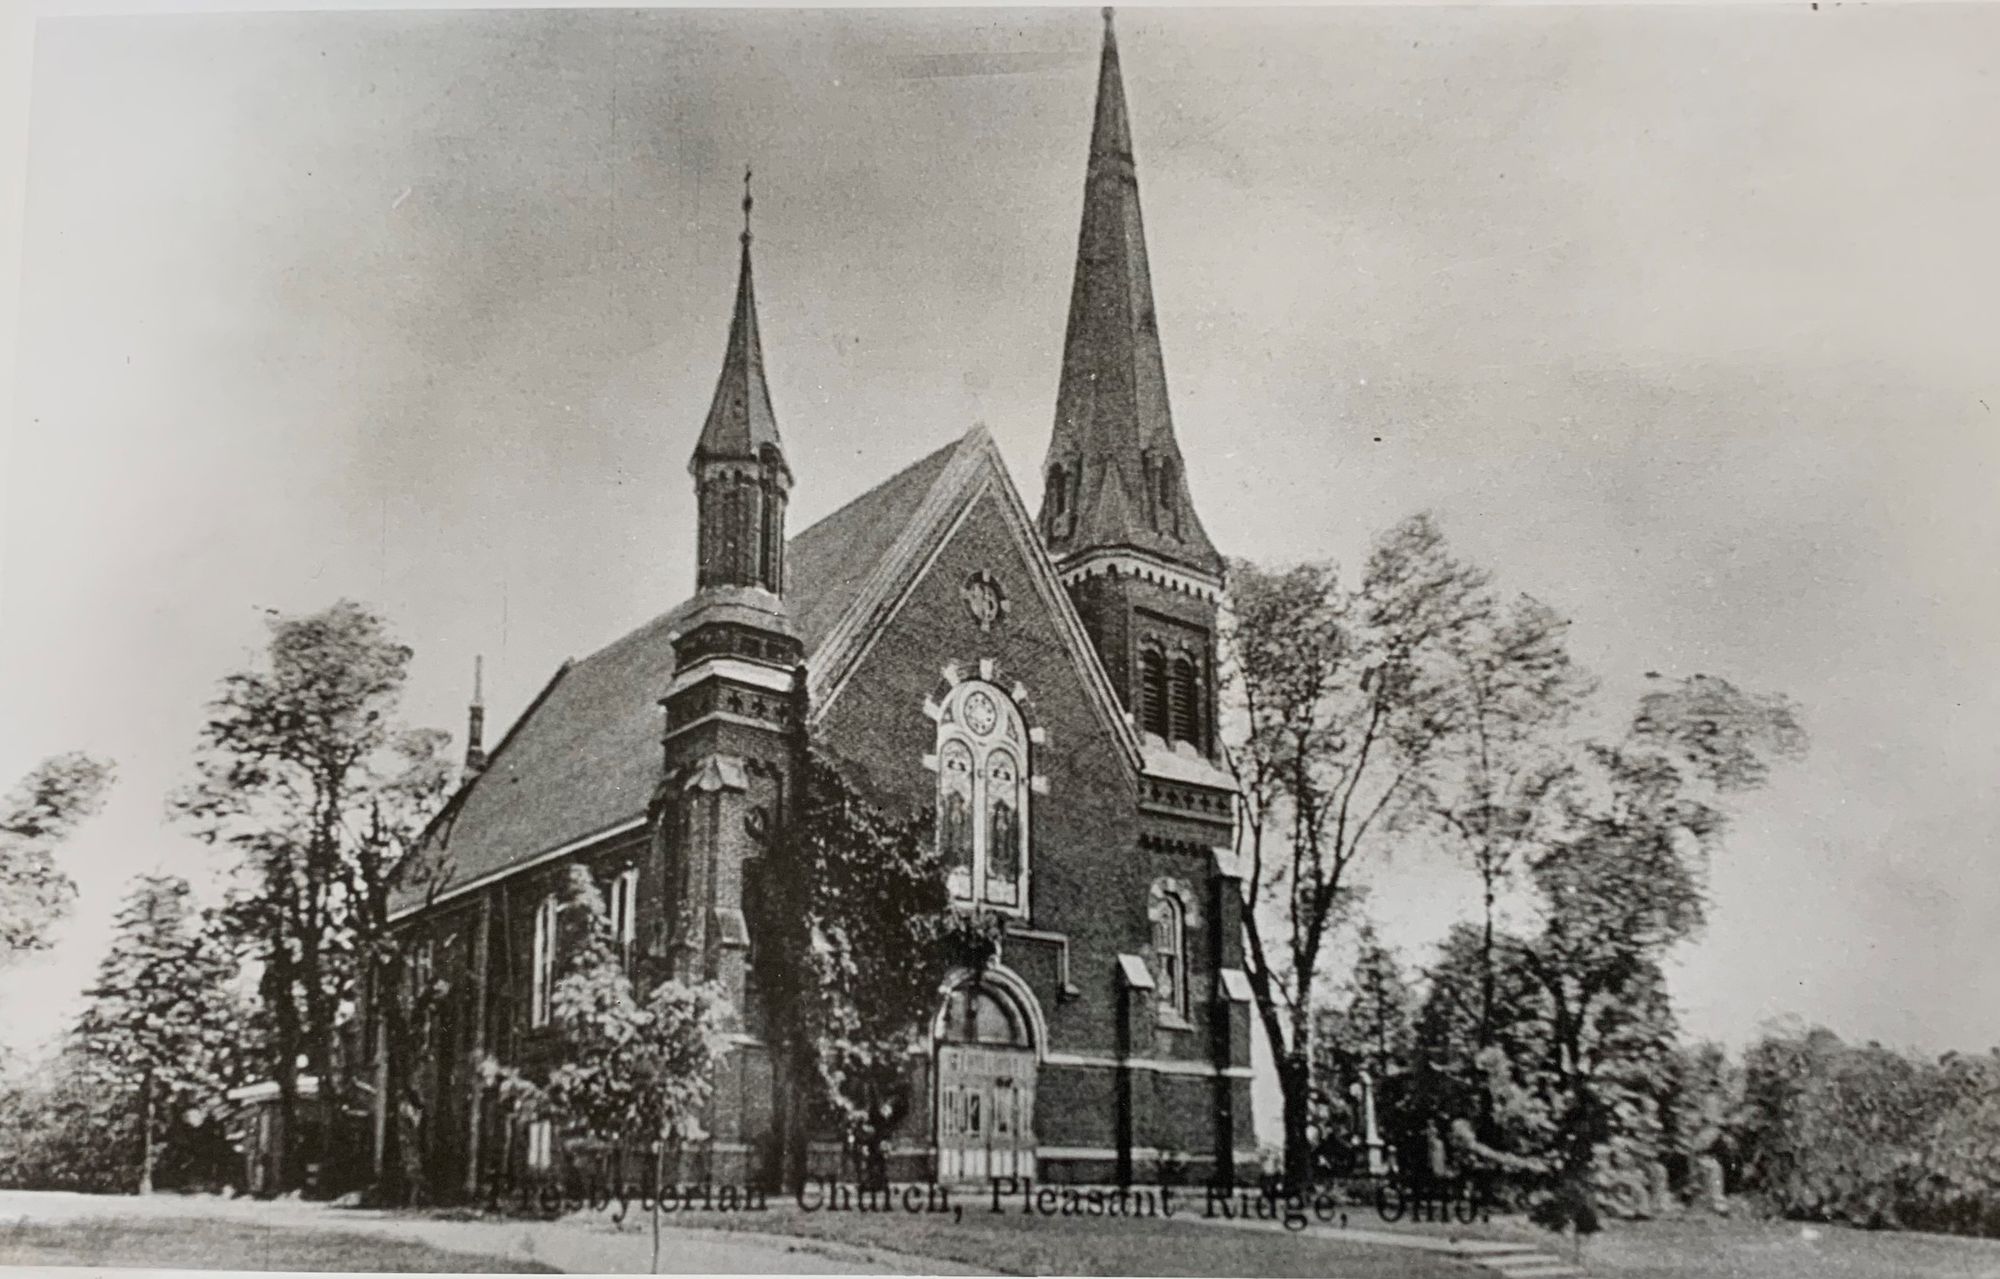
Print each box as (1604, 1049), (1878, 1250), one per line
(692, 168), (787, 474)
(689, 183), (794, 596)
(464, 655), (487, 775)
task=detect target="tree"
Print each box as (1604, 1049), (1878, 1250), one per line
(1659, 1038), (1741, 1198)
(1311, 925), (1416, 1175)
(1407, 922), (1556, 1196)
(1222, 514), (1496, 1190)
(72, 874), (246, 1193)
(1508, 674), (1805, 1234)
(485, 865), (730, 1273)
(1, 752), (115, 965)
(175, 600), (451, 1193)
(1428, 595), (1592, 1053)
(757, 754), (996, 1192)
(1341, 926), (1416, 1084)
(0, 1048), (141, 1192)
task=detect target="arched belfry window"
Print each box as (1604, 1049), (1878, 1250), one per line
(1139, 647), (1171, 742)
(758, 482), (783, 592)
(1171, 651), (1203, 750)
(935, 680), (1030, 910)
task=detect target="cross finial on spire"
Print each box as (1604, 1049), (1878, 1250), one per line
(1102, 6), (1114, 28)
(741, 163), (754, 245)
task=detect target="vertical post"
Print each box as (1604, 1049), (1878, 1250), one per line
(1360, 1069), (1386, 1176)
(1114, 983), (1134, 1188)
(1208, 875), (1234, 1190)
(370, 974), (390, 1184)
(139, 1069), (156, 1195)
(463, 892), (492, 1200)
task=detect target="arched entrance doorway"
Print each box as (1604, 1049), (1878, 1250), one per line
(935, 978), (1037, 1182)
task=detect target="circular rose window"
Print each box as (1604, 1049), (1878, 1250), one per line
(963, 690), (999, 736)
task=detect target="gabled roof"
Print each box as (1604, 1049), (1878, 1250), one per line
(806, 426), (1145, 779)
(1041, 11), (1222, 579)
(388, 433), (975, 918)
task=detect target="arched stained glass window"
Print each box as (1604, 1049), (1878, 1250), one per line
(986, 750), (1021, 905)
(935, 680), (1031, 911)
(939, 739), (975, 894)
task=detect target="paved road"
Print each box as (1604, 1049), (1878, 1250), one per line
(0, 1189), (980, 1274)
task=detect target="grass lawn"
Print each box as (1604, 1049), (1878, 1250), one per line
(1573, 1216), (2000, 1279)
(0, 1214), (557, 1273)
(647, 1201), (1479, 1277)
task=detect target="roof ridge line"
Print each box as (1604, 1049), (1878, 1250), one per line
(787, 431), (966, 547)
(805, 427), (990, 706)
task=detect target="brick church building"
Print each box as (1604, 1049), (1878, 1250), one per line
(380, 11), (1255, 1195)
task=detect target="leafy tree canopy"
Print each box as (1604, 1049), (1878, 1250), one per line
(1, 752), (115, 962)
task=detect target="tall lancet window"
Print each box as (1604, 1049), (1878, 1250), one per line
(1150, 888), (1190, 1025)
(1045, 465), (1069, 536)
(1171, 651), (1203, 750)
(608, 867), (638, 973)
(1156, 460), (1179, 538)
(758, 479), (784, 592)
(934, 680), (1030, 911)
(735, 475), (759, 583)
(939, 740), (975, 885)
(1139, 646), (1171, 741)
(530, 892), (559, 1029)
(985, 750), (1021, 904)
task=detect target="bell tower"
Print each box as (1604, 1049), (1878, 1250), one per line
(659, 171), (802, 993)
(1039, 10), (1224, 761)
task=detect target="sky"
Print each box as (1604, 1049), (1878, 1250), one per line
(2, 3), (1997, 1110)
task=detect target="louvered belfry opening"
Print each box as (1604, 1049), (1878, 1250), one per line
(1171, 652), (1202, 749)
(1140, 648), (1172, 740)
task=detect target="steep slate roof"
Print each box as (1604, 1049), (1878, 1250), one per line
(1040, 11), (1223, 578)
(789, 440), (958, 652)
(388, 435), (964, 917)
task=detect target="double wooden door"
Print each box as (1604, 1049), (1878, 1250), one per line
(936, 1044), (1036, 1182)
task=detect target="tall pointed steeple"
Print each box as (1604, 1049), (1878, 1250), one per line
(690, 168), (792, 596)
(1040, 8), (1222, 581)
(1040, 10), (1225, 763)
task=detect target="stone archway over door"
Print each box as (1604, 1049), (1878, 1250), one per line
(935, 982), (1036, 1182)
